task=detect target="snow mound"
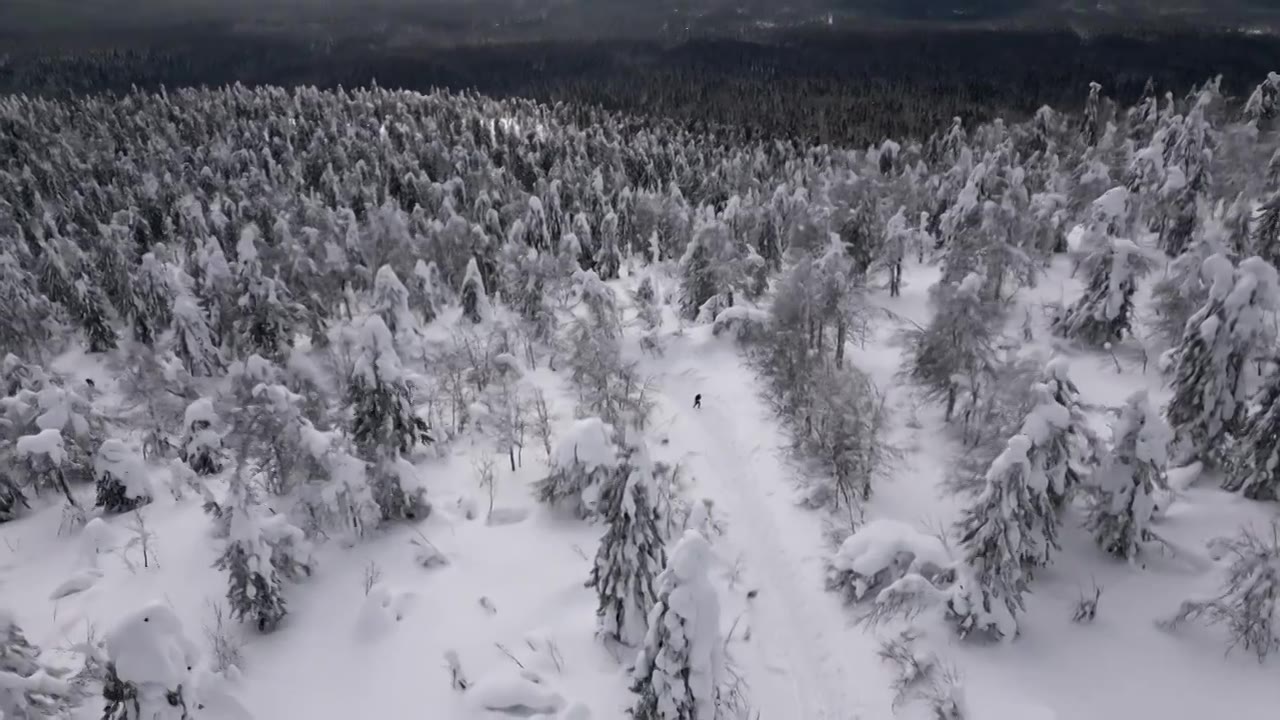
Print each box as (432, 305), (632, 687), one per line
(1167, 462), (1204, 491)
(468, 669), (565, 717)
(81, 517), (117, 561)
(356, 584), (420, 639)
(551, 418), (617, 472)
(15, 428), (66, 464)
(183, 397), (218, 428)
(49, 568), (103, 599)
(712, 306), (770, 342)
(105, 602), (200, 690)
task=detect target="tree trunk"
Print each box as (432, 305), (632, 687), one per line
(835, 320), (847, 369)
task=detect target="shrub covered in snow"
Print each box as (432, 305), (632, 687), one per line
(179, 397), (223, 476)
(0, 611), (79, 719)
(1162, 524), (1280, 661)
(711, 307), (769, 344)
(94, 439), (153, 514)
(534, 417), (619, 518)
(827, 519), (951, 605)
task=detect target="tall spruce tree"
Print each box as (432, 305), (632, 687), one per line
(588, 428), (666, 647)
(348, 315), (430, 521)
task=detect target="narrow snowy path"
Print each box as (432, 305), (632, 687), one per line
(644, 331), (893, 720)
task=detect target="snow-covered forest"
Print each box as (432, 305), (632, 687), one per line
(2, 70), (1280, 720)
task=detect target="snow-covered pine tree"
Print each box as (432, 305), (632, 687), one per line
(0, 611), (77, 719)
(1082, 81), (1104, 147)
(631, 530), (722, 720)
(1166, 255), (1279, 464)
(902, 273), (998, 422)
(1085, 391), (1172, 560)
(881, 208), (910, 297)
(371, 264), (416, 340)
(588, 428), (666, 648)
(596, 211), (623, 281)
(1052, 187), (1154, 345)
(168, 275), (223, 378)
(231, 227), (299, 362)
(1251, 193), (1280, 268)
(94, 439), (152, 514)
(36, 237), (119, 353)
(179, 397), (223, 476)
(213, 468), (310, 633)
(1244, 71), (1280, 127)
(0, 250), (55, 359)
(128, 251), (174, 346)
(1028, 359), (1097, 509)
(1224, 370), (1280, 500)
(678, 209), (739, 320)
(459, 256), (490, 324)
(408, 259), (441, 325)
(951, 435), (1049, 640)
(348, 315), (430, 522)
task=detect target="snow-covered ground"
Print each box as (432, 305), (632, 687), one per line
(3, 259), (1278, 720)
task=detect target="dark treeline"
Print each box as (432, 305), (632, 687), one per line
(4, 28), (1280, 146)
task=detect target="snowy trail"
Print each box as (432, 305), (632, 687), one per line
(646, 333), (892, 720)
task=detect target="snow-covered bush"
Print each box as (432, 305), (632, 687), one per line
(102, 602), (200, 719)
(533, 417), (618, 518)
(1162, 524), (1280, 661)
(0, 611), (79, 719)
(877, 630), (969, 719)
(94, 439), (153, 514)
(631, 530), (722, 720)
(826, 519), (951, 605)
(711, 307), (769, 344)
(179, 398), (223, 476)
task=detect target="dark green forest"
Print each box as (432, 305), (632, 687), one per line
(4, 28), (1280, 147)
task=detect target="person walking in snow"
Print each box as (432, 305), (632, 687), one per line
(693, 394), (702, 409)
